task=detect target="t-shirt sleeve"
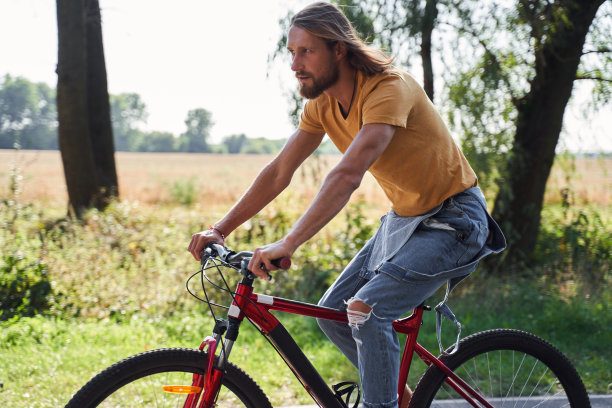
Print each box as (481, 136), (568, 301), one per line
(362, 75), (415, 128)
(298, 100), (326, 135)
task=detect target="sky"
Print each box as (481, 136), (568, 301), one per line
(1, 0), (610, 151)
(0, 0), (310, 143)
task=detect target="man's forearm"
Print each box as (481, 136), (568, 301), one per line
(283, 168), (360, 252)
(215, 164), (291, 236)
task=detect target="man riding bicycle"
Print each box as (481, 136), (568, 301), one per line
(188, 3), (505, 407)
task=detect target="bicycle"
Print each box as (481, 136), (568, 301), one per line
(65, 243), (591, 407)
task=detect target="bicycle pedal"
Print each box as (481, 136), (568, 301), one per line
(332, 381), (360, 408)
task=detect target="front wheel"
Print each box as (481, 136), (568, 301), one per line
(409, 329), (590, 408)
(64, 348), (272, 408)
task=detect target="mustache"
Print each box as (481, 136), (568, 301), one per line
(296, 71), (312, 78)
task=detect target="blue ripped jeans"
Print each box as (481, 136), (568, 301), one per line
(317, 188), (497, 408)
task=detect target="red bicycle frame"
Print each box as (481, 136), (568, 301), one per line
(193, 278), (493, 408)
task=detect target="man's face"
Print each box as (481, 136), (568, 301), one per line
(287, 26), (339, 99)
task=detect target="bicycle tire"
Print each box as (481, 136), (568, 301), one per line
(409, 329), (590, 408)
(64, 348), (272, 408)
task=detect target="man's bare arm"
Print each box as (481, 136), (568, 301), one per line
(188, 129), (324, 260)
(249, 123), (397, 275)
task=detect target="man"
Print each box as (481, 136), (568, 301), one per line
(188, 3), (505, 407)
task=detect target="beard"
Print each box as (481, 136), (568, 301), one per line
(297, 60), (340, 99)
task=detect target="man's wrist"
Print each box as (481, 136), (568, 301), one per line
(209, 225), (226, 240)
(282, 235), (300, 254)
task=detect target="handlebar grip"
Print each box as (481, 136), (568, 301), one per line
(271, 257), (291, 270)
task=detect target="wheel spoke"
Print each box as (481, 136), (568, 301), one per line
(413, 330), (589, 408)
(64, 349), (271, 408)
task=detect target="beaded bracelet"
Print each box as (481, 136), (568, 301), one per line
(208, 225), (226, 240)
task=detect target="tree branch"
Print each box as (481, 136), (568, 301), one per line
(575, 75), (612, 83)
(582, 48), (612, 55)
(439, 19), (519, 104)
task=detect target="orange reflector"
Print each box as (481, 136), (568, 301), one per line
(162, 385), (202, 394)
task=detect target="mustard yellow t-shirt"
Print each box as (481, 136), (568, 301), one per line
(299, 67), (477, 217)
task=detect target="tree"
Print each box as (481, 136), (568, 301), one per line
(56, 0), (118, 217)
(110, 93), (148, 151)
(0, 75), (57, 150)
(178, 108), (213, 153)
(85, 0), (118, 202)
(493, 0), (608, 262)
(223, 133), (247, 154)
(139, 131), (176, 152)
(443, 0), (609, 263)
(375, 0), (442, 101)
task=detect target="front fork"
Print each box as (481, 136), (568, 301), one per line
(190, 271), (255, 408)
(191, 289), (249, 408)
(182, 318), (235, 408)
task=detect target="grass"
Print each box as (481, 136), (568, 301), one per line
(0, 150), (610, 406)
(0, 312), (355, 407)
(1, 279), (609, 407)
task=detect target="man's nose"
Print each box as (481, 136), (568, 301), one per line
(291, 55), (302, 72)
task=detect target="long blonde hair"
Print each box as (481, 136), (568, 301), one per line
(291, 2), (393, 76)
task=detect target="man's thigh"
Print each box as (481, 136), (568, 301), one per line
(318, 236), (377, 310)
(350, 270), (447, 322)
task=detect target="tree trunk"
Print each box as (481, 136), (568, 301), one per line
(56, 0), (99, 217)
(492, 0), (604, 263)
(420, 0), (438, 101)
(85, 0), (118, 204)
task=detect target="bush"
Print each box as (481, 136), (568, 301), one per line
(0, 203), (53, 320)
(168, 177), (198, 205)
(534, 204), (611, 290)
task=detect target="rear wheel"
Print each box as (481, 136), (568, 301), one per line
(64, 348), (272, 408)
(410, 329), (590, 407)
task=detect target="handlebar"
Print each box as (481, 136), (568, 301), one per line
(202, 243), (291, 276)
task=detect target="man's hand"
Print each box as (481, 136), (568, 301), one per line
(248, 239), (295, 279)
(188, 228), (224, 261)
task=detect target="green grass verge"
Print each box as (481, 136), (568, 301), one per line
(0, 312), (354, 407)
(1, 278), (609, 408)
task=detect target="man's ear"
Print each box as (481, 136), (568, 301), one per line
(334, 41), (348, 60)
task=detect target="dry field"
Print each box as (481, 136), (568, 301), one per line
(0, 149), (610, 211)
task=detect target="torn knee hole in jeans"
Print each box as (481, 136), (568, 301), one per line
(346, 298), (374, 328)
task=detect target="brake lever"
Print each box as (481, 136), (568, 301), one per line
(240, 257), (291, 281)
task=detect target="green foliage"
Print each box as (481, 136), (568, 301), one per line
(451, 274), (611, 393)
(167, 177), (198, 206)
(0, 202), (53, 320)
(222, 133), (247, 154)
(241, 137), (286, 154)
(535, 204), (611, 286)
(577, 1), (612, 106)
(138, 131), (176, 152)
(0, 200), (205, 320)
(220, 134), (289, 155)
(0, 74), (57, 150)
(178, 108), (213, 153)
(0, 252), (51, 321)
(109, 93), (148, 151)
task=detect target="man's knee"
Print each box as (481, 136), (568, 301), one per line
(346, 299), (372, 328)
